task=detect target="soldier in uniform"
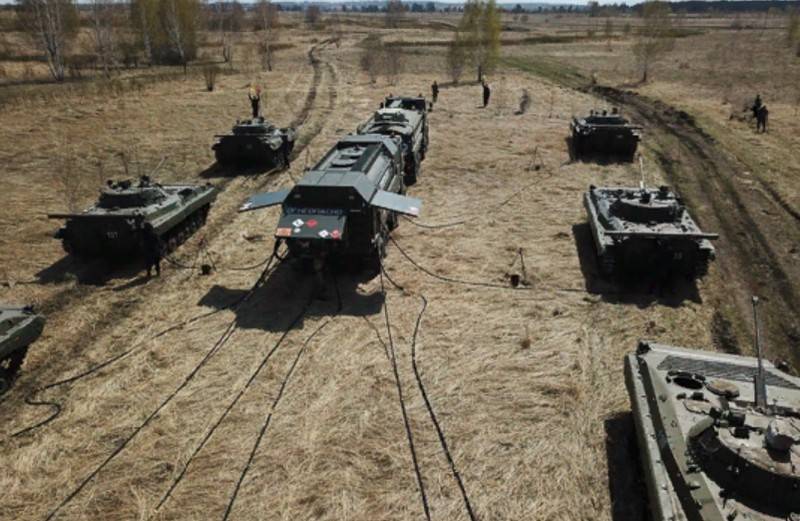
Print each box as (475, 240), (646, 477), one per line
(753, 93), (762, 115)
(141, 222), (162, 278)
(249, 87), (261, 119)
(482, 80), (491, 108)
(431, 80), (439, 103)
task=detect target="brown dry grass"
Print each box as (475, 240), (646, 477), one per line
(0, 14), (794, 521)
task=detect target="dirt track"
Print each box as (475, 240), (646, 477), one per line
(0, 34), (795, 521)
(591, 85), (800, 365)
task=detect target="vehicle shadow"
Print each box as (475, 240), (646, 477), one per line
(572, 222), (701, 308)
(605, 412), (650, 521)
(566, 136), (636, 165)
(35, 255), (143, 287)
(197, 262), (384, 331)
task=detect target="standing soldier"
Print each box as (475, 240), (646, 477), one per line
(249, 86), (261, 119)
(431, 80), (439, 104)
(141, 222), (162, 278)
(751, 93), (762, 120)
(482, 80), (491, 108)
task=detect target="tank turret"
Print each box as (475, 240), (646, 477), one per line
(625, 298), (800, 521)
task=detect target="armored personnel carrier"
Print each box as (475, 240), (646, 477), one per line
(383, 95), (429, 114)
(48, 176), (218, 258)
(0, 306), (44, 395)
(570, 110), (641, 160)
(213, 117), (296, 168)
(357, 107), (429, 185)
(584, 184), (718, 277)
(625, 299), (800, 521)
(239, 134), (422, 271)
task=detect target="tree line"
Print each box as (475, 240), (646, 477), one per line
(14, 0), (281, 82)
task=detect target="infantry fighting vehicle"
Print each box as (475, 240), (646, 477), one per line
(239, 134), (422, 271)
(383, 95), (429, 114)
(0, 306), (44, 395)
(358, 106), (429, 185)
(213, 117), (296, 168)
(49, 176), (218, 258)
(625, 298), (800, 521)
(570, 110), (642, 160)
(584, 183), (717, 277)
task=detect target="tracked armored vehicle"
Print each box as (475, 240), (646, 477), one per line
(625, 299), (800, 521)
(571, 110), (641, 160)
(239, 134), (422, 271)
(49, 176), (218, 258)
(584, 184), (717, 277)
(358, 107), (429, 185)
(383, 95), (429, 114)
(213, 117), (296, 168)
(0, 306), (44, 395)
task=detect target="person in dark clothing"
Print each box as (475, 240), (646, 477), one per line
(141, 223), (162, 278)
(753, 93), (762, 113)
(249, 88), (261, 119)
(482, 81), (491, 108)
(431, 81), (439, 104)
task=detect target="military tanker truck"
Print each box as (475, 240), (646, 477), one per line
(357, 106), (429, 185)
(213, 117), (296, 168)
(625, 298), (800, 521)
(584, 184), (718, 278)
(239, 134), (422, 271)
(571, 110), (641, 161)
(48, 176), (218, 258)
(0, 305), (44, 395)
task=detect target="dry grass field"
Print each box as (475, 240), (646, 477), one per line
(1, 10), (798, 521)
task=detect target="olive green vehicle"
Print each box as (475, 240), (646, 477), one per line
(570, 109), (642, 161)
(584, 184), (718, 278)
(0, 306), (44, 395)
(212, 117), (296, 168)
(48, 176), (218, 258)
(625, 300), (800, 521)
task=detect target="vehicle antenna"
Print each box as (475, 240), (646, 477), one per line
(751, 296), (769, 411)
(638, 155), (646, 191)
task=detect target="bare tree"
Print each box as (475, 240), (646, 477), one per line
(632, 0), (675, 83)
(305, 5), (321, 29)
(256, 0), (279, 71)
(788, 8), (800, 56)
(458, 0), (501, 81)
(382, 46), (404, 84)
(16, 0), (79, 82)
(160, 0), (201, 71)
(446, 32), (466, 84)
(203, 64), (218, 91)
(57, 136), (81, 212)
(90, 0), (117, 77)
(359, 34), (381, 83)
(131, 0), (155, 64)
(385, 0), (404, 29)
(604, 17), (613, 51)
